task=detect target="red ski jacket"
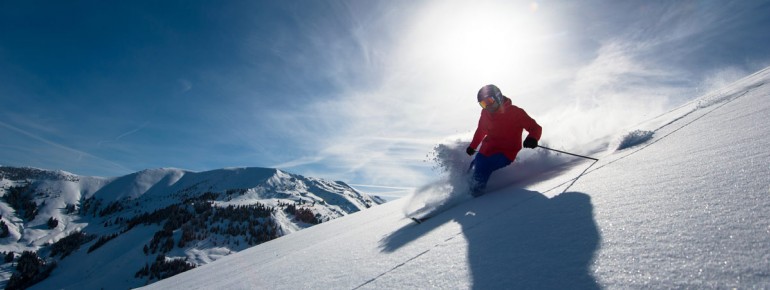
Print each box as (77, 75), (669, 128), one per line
(470, 97), (542, 161)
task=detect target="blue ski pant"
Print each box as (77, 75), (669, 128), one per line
(470, 152), (512, 196)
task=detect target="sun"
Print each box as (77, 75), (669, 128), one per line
(400, 1), (549, 87)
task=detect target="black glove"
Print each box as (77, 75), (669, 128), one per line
(466, 146), (476, 156)
(523, 137), (538, 149)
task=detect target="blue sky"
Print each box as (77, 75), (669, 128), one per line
(1, 0), (769, 197)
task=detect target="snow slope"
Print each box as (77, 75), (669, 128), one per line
(143, 66), (770, 289)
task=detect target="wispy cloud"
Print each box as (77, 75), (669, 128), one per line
(271, 155), (326, 170)
(97, 121), (150, 148)
(0, 118), (133, 176)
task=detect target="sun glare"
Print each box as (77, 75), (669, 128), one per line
(402, 1), (549, 87)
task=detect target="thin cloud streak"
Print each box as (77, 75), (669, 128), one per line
(0, 120), (134, 175)
(97, 121), (151, 148)
(271, 155), (326, 170)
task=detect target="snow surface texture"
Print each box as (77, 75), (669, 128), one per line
(142, 66), (770, 289)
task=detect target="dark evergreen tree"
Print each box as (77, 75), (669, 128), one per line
(64, 204), (77, 214)
(4, 251), (14, 263)
(87, 233), (119, 253)
(50, 231), (95, 259)
(0, 220), (10, 238)
(47, 217), (59, 229)
(6, 251), (56, 290)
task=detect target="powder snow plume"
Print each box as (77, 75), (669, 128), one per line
(402, 141), (474, 218)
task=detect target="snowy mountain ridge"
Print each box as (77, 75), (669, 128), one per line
(143, 66), (770, 289)
(0, 166), (383, 289)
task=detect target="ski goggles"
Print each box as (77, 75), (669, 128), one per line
(478, 96), (497, 109)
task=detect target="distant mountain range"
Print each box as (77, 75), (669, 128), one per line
(0, 166), (384, 290)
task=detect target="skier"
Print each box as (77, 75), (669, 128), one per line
(466, 84), (542, 197)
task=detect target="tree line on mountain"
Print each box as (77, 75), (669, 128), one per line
(4, 251), (56, 290)
(135, 201), (280, 255)
(49, 231), (96, 259)
(280, 201), (323, 225)
(134, 254), (196, 283)
(0, 167), (78, 182)
(87, 233), (120, 253)
(3, 185), (38, 221)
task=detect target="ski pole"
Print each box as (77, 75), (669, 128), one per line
(537, 146), (599, 161)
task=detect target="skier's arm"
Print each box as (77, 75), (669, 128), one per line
(522, 110), (542, 141)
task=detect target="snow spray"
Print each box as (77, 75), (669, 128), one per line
(402, 141), (474, 218)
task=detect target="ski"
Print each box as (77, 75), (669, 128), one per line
(410, 217), (427, 224)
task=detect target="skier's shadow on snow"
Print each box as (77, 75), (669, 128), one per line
(381, 189), (600, 289)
